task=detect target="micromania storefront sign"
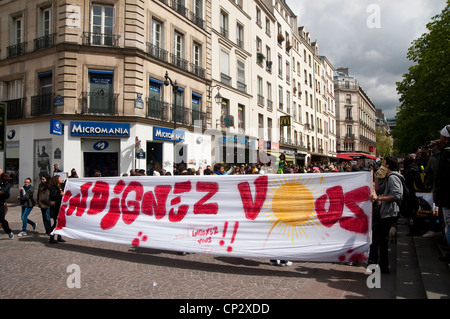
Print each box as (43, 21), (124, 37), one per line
(70, 121), (130, 137)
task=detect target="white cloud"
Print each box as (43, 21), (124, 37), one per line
(287, 0), (446, 117)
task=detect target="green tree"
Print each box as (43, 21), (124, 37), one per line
(376, 127), (393, 158)
(394, 1), (450, 155)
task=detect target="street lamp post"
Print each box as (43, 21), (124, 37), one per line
(164, 71), (179, 173)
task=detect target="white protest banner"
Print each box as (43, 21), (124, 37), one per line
(53, 172), (373, 262)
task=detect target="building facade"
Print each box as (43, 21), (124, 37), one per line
(0, 0), (213, 184)
(0, 0), (346, 187)
(334, 68), (377, 159)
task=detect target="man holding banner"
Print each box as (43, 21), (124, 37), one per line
(370, 156), (403, 273)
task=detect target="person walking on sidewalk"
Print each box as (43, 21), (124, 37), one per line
(18, 178), (37, 236)
(48, 175), (65, 244)
(370, 156), (403, 273)
(37, 174), (52, 235)
(0, 172), (14, 239)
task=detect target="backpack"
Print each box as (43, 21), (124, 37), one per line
(389, 173), (415, 218)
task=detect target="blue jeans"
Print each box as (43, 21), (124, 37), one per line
(41, 208), (51, 234)
(21, 206), (35, 232)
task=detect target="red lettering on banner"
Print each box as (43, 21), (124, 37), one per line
(315, 186), (344, 228)
(141, 185), (171, 219)
(314, 185), (370, 234)
(194, 182), (219, 215)
(88, 181), (110, 215)
(237, 175), (268, 220)
(169, 181), (191, 222)
(121, 181), (144, 225)
(100, 180), (126, 230)
(64, 183), (92, 217)
(341, 186), (370, 234)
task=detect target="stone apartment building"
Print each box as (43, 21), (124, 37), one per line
(334, 68), (377, 161)
(0, 0), (361, 186)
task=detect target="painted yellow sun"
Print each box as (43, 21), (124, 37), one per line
(264, 175), (322, 242)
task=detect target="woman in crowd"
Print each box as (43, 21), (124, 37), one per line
(18, 178), (36, 236)
(37, 174), (52, 235)
(48, 175), (65, 244)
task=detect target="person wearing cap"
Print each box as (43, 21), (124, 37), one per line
(436, 125), (450, 262)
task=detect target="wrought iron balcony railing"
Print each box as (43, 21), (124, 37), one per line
(81, 91), (119, 115)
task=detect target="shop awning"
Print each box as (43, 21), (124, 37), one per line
(337, 153), (354, 160)
(337, 153), (378, 160)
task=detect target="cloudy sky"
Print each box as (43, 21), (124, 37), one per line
(286, 0), (446, 118)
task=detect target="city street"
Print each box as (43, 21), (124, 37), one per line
(1, 203), (374, 302)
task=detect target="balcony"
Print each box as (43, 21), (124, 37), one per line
(7, 43), (26, 58)
(81, 91), (119, 115)
(190, 63), (205, 79)
(4, 98), (25, 120)
(147, 43), (169, 62)
(192, 109), (207, 129)
(257, 94), (264, 106)
(189, 12), (204, 29)
(267, 99), (273, 112)
(170, 0), (188, 18)
(82, 32), (120, 47)
(34, 33), (56, 51)
(170, 54), (189, 71)
(31, 93), (54, 116)
(147, 99), (170, 121)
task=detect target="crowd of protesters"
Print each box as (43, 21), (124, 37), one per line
(2, 124), (448, 272)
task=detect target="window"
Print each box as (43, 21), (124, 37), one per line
(174, 31), (184, 58)
(237, 59), (246, 92)
(31, 72), (53, 115)
(278, 86), (283, 110)
(194, 0), (203, 18)
(236, 23), (244, 48)
(346, 107), (352, 120)
(267, 118), (272, 141)
(238, 104), (245, 131)
(193, 42), (202, 66)
(13, 16), (24, 45)
(346, 125), (353, 137)
(257, 76), (263, 105)
(256, 7), (262, 27)
(266, 82), (272, 104)
(265, 17), (271, 35)
(192, 94), (202, 126)
(91, 5), (114, 45)
(256, 37), (262, 54)
(152, 19), (163, 48)
(88, 70), (114, 114)
(258, 114), (264, 139)
(221, 98), (230, 128)
(278, 55), (282, 77)
(220, 49), (230, 85)
(40, 7), (52, 36)
(220, 10), (228, 37)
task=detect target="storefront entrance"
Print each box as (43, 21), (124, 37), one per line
(147, 142), (163, 173)
(84, 152), (119, 177)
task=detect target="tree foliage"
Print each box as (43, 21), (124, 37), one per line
(394, 1), (450, 155)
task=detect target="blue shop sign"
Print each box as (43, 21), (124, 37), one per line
(70, 121), (130, 137)
(153, 126), (185, 142)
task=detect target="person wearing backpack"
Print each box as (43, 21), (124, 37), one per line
(370, 156), (403, 273)
(436, 125), (450, 263)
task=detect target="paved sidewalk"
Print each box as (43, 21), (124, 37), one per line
(1, 204), (375, 300)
